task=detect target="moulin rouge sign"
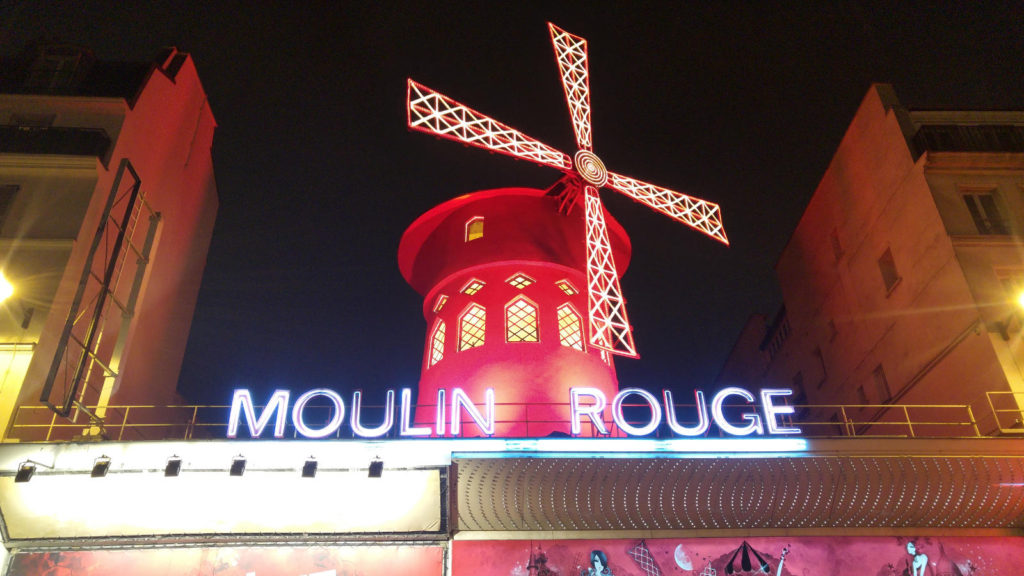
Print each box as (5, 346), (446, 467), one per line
(227, 386), (801, 439)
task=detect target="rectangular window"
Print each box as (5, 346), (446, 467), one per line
(963, 192), (1008, 235)
(877, 247), (900, 294)
(872, 364), (891, 403)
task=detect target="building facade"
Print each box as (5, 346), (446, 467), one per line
(719, 84), (1024, 436)
(0, 66), (1022, 576)
(0, 43), (218, 441)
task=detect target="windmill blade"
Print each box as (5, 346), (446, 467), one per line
(584, 185), (638, 358)
(607, 171), (729, 245)
(408, 79), (573, 171)
(548, 23), (593, 151)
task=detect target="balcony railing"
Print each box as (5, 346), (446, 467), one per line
(5, 397), (1017, 443)
(913, 124), (1024, 153)
(0, 125), (111, 158)
(986, 390), (1024, 433)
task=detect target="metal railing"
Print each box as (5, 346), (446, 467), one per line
(5, 398), (1016, 443)
(986, 391), (1024, 434)
(0, 125), (112, 158)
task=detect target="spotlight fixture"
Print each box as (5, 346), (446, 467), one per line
(368, 459), (383, 478)
(230, 456), (246, 476)
(91, 456), (111, 478)
(301, 458), (317, 478)
(15, 462), (35, 483)
(165, 457), (182, 477)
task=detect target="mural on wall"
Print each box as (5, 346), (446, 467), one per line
(8, 544), (443, 576)
(454, 536), (1024, 576)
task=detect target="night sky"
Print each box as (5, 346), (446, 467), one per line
(2, 2), (1023, 405)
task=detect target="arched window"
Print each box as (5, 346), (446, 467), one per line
(429, 319), (446, 367)
(557, 303), (584, 351)
(459, 304), (486, 351)
(506, 297), (539, 342)
(465, 217), (484, 242)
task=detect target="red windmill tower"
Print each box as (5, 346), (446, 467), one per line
(399, 23), (728, 436)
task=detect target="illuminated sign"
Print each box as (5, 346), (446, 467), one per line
(228, 386), (799, 439)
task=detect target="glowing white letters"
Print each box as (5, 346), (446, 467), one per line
(399, 388), (430, 437)
(710, 387), (763, 436)
(450, 388), (495, 436)
(761, 388), (800, 435)
(570, 386), (800, 438)
(228, 387), (498, 439)
(227, 385), (800, 439)
(663, 390), (709, 436)
(351, 389), (395, 438)
(227, 389), (289, 438)
(570, 387), (608, 436)
(612, 388), (662, 436)
(292, 389), (345, 438)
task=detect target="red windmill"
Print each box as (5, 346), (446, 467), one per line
(407, 22), (728, 359)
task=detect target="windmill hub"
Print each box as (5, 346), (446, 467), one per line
(573, 149), (608, 187)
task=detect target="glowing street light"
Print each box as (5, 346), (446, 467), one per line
(0, 272), (13, 302)
(1017, 289), (1024, 311)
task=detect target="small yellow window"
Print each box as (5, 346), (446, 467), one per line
(461, 279), (485, 295)
(465, 217), (484, 242)
(556, 279), (578, 296)
(506, 273), (535, 290)
(433, 294), (449, 313)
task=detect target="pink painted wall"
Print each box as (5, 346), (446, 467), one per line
(400, 188), (629, 436)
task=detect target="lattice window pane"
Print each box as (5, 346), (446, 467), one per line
(459, 305), (486, 350)
(506, 298), (538, 342)
(555, 279), (577, 295)
(433, 294), (448, 313)
(429, 320), (445, 367)
(461, 279), (485, 295)
(506, 273), (535, 290)
(557, 304), (584, 351)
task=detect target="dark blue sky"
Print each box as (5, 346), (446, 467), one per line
(3, 2), (1022, 405)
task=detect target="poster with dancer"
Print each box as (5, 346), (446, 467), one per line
(454, 536), (1024, 575)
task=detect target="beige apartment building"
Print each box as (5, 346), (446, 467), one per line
(0, 43), (217, 441)
(719, 84), (1024, 435)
